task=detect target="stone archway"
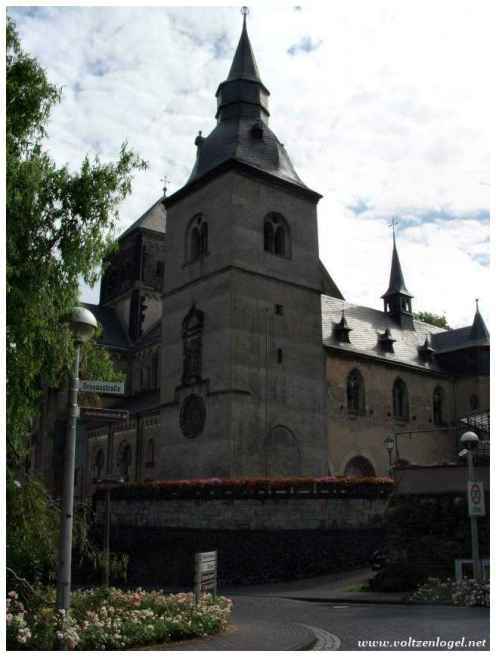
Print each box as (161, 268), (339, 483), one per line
(344, 455), (376, 477)
(264, 425), (301, 477)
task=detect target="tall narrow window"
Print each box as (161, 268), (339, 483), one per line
(433, 386), (444, 425)
(264, 221), (274, 252)
(263, 213), (290, 258)
(393, 378), (409, 420)
(347, 368), (365, 415)
(182, 304), (204, 385)
(187, 215), (208, 263)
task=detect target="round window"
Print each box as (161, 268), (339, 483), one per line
(179, 394), (206, 439)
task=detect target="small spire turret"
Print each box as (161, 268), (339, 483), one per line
(382, 220), (414, 330)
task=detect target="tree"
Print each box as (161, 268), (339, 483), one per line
(6, 17), (147, 464)
(414, 311), (450, 330)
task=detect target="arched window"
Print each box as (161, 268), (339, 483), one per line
(94, 449), (105, 481)
(263, 213), (290, 258)
(433, 386), (444, 425)
(264, 221), (274, 252)
(145, 439), (154, 467)
(187, 215), (208, 263)
(392, 378), (409, 419)
(117, 441), (132, 481)
(347, 368), (365, 415)
(344, 456), (375, 477)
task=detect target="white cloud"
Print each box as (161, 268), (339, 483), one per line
(9, 4), (490, 328)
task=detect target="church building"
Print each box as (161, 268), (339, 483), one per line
(31, 14), (489, 498)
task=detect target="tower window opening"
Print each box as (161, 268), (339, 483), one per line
(187, 215), (208, 263)
(263, 213), (290, 258)
(275, 304), (284, 316)
(277, 348), (283, 364)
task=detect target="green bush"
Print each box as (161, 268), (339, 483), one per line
(410, 577), (489, 607)
(6, 587), (232, 650)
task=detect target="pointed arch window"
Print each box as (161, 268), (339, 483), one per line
(433, 386), (444, 425)
(263, 213), (291, 258)
(94, 449), (105, 481)
(187, 214), (208, 263)
(393, 378), (409, 420)
(347, 368), (365, 415)
(145, 439), (154, 467)
(182, 304), (204, 385)
(117, 441), (132, 481)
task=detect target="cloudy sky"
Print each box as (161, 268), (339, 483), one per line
(9, 2), (490, 328)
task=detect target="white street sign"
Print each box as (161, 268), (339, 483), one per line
(79, 380), (125, 395)
(468, 481), (485, 517)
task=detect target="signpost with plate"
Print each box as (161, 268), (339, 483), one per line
(194, 551), (218, 603)
(80, 407), (129, 424)
(468, 481), (485, 517)
(79, 380), (125, 395)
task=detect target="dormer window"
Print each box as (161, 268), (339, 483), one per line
(378, 327), (395, 353)
(418, 335), (435, 363)
(334, 310), (352, 343)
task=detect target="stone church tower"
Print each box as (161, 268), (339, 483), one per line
(159, 15), (330, 478)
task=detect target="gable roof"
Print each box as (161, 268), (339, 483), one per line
(118, 199), (166, 242)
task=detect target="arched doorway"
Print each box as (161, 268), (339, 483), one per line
(344, 455), (375, 477)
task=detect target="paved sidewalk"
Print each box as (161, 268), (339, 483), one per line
(139, 620), (317, 651)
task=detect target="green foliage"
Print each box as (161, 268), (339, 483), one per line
(6, 16), (147, 463)
(414, 311), (450, 329)
(6, 476), (59, 583)
(370, 494), (489, 592)
(6, 588), (233, 650)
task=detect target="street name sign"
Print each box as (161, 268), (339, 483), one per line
(194, 550), (217, 602)
(79, 380), (125, 395)
(80, 407), (129, 424)
(467, 481), (485, 517)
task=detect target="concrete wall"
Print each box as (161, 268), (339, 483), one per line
(326, 353), (458, 476)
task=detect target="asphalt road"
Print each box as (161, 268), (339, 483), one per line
(230, 596), (490, 651)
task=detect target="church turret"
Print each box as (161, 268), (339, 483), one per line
(184, 8), (311, 194)
(382, 224), (414, 330)
(470, 299), (490, 342)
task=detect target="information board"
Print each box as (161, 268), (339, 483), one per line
(467, 481), (485, 517)
(194, 550), (217, 602)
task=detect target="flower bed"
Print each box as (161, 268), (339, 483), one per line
(6, 587), (232, 650)
(410, 577), (489, 607)
(97, 475), (394, 501)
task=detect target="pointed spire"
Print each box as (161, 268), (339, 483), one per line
(470, 298), (490, 341)
(382, 222), (412, 298)
(227, 8), (262, 83)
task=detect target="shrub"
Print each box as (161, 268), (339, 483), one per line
(410, 577), (489, 607)
(6, 587), (232, 650)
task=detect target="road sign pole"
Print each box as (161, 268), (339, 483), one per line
(467, 451), (481, 582)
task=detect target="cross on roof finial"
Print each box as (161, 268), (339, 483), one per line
(389, 217), (399, 242)
(475, 297), (479, 312)
(161, 175), (169, 199)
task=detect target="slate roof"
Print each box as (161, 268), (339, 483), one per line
(321, 295), (446, 372)
(183, 15), (313, 196)
(84, 303), (129, 351)
(118, 199), (166, 242)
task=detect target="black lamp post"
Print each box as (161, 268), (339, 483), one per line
(384, 434), (395, 476)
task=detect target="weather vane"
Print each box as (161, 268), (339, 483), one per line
(475, 298), (479, 312)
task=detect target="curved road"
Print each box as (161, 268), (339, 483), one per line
(231, 596), (489, 651)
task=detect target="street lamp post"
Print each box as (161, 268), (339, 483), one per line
(384, 434), (395, 476)
(459, 431), (482, 583)
(56, 307), (97, 612)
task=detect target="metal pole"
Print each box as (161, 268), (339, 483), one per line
(56, 341), (81, 611)
(104, 489), (111, 588)
(467, 451), (481, 582)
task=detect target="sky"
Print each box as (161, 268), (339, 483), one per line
(9, 2), (491, 329)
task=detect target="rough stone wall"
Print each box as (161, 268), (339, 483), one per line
(326, 353), (458, 476)
(96, 495), (387, 531)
